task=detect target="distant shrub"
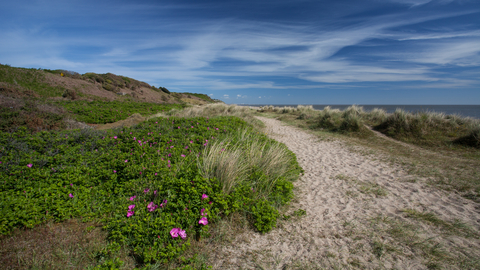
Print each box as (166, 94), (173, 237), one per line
(62, 89), (77, 100)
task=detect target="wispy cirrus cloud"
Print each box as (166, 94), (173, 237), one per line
(1, 0), (479, 104)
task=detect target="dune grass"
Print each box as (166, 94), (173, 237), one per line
(257, 104), (480, 202)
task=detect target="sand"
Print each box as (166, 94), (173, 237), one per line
(210, 116), (480, 269)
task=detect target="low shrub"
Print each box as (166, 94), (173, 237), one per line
(57, 100), (185, 124)
(0, 115), (302, 268)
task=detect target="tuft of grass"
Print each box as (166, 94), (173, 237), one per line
(402, 209), (479, 238)
(316, 105), (372, 137)
(358, 182), (388, 197)
(374, 108), (480, 149)
(197, 128), (300, 196)
(197, 138), (248, 194)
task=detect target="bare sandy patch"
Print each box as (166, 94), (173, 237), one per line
(209, 116), (480, 269)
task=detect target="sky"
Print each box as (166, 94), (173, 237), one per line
(1, 0), (479, 105)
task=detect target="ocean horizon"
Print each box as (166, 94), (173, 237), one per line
(236, 104), (480, 119)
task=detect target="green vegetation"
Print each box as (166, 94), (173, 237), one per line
(83, 72), (152, 93)
(0, 65), (65, 97)
(0, 114), (301, 268)
(57, 100), (186, 124)
(0, 64), (177, 100)
(0, 100), (66, 133)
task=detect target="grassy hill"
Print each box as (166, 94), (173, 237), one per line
(0, 64), (221, 133)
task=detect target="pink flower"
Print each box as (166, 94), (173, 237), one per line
(199, 217), (208, 225)
(27, 164), (33, 168)
(127, 210), (134, 217)
(170, 228), (179, 238)
(113, 170), (117, 173)
(128, 204), (136, 211)
(114, 136), (117, 139)
(201, 194), (208, 200)
(129, 196), (136, 201)
(181, 154), (186, 157)
(147, 202), (158, 212)
(154, 173), (157, 176)
(208, 201), (213, 205)
(144, 188), (149, 194)
(125, 159), (128, 163)
(179, 229), (187, 239)
(190, 141), (193, 143)
(69, 193), (74, 198)
(70, 183), (73, 186)
(201, 208), (206, 216)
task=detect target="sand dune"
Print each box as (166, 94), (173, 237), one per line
(210, 116), (480, 269)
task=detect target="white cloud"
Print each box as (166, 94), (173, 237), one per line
(1, 2), (478, 92)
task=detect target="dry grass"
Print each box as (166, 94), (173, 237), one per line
(197, 138), (249, 194)
(0, 219), (134, 270)
(256, 108), (480, 201)
(197, 127), (296, 195)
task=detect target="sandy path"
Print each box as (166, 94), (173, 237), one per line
(211, 116), (480, 269)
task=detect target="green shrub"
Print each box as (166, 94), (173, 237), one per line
(57, 100), (185, 124)
(251, 200), (279, 233)
(0, 115), (301, 267)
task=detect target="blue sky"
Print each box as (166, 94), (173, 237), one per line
(1, 0), (479, 104)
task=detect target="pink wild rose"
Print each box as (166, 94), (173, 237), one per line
(201, 194), (208, 200)
(127, 210), (134, 217)
(179, 229), (187, 239)
(147, 202), (158, 212)
(170, 228), (180, 238)
(199, 217), (208, 225)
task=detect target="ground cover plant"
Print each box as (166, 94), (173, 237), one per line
(0, 114), (301, 269)
(57, 100), (186, 124)
(0, 64), (66, 98)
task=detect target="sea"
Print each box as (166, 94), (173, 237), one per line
(239, 105), (480, 119)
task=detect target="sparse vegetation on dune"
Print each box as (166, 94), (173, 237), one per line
(257, 104), (480, 202)
(259, 104), (480, 149)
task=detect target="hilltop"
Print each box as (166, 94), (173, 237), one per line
(0, 64), (222, 132)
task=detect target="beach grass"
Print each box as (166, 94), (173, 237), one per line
(257, 104), (480, 202)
